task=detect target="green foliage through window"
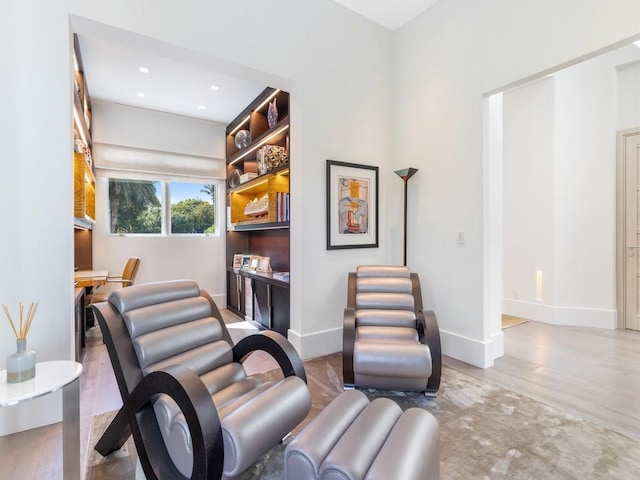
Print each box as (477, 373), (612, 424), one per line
(108, 179), (216, 235)
(109, 179), (161, 234)
(170, 182), (215, 234)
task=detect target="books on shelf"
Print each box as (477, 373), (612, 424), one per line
(272, 271), (290, 282)
(276, 192), (289, 222)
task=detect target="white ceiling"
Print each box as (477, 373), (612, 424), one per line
(77, 35), (266, 125)
(332, 0), (441, 31)
(77, 1), (439, 125)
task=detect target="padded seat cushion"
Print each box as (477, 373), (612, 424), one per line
(356, 309), (416, 328)
(356, 326), (418, 342)
(155, 374), (311, 478)
(285, 390), (440, 480)
(354, 340), (431, 379)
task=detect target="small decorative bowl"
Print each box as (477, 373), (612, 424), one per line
(235, 130), (251, 149)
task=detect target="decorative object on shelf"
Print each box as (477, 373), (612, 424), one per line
(244, 194), (270, 217)
(235, 129), (251, 149)
(256, 148), (267, 175)
(394, 168), (419, 266)
(3, 302), (39, 383)
(257, 256), (271, 272)
(240, 172), (258, 184)
(267, 97), (278, 128)
(272, 271), (290, 282)
(233, 254), (244, 269)
(228, 168), (241, 188)
(326, 160), (379, 250)
(248, 256), (260, 270)
(262, 145), (288, 171)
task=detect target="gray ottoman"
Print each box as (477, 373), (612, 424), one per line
(285, 390), (439, 480)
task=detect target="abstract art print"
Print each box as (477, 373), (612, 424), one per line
(326, 160), (378, 249)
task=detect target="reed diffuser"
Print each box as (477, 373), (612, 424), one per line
(3, 302), (38, 383)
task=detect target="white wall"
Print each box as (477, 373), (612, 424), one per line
(1, 0), (393, 433)
(91, 102), (227, 305)
(502, 45), (640, 329)
(617, 60), (640, 130)
(502, 78), (556, 315)
(393, 0), (640, 367)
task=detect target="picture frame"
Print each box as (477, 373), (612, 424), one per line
(233, 254), (243, 269)
(326, 160), (379, 250)
(257, 256), (271, 272)
(241, 255), (252, 269)
(248, 255), (260, 270)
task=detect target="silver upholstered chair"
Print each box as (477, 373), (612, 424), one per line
(93, 279), (311, 479)
(342, 265), (441, 396)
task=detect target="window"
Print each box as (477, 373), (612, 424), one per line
(108, 178), (217, 235)
(109, 179), (161, 234)
(170, 182), (216, 234)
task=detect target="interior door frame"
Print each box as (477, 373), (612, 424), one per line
(616, 127), (640, 330)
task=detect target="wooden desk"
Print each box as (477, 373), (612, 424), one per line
(74, 269), (108, 288)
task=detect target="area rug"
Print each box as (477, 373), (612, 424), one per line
(86, 356), (640, 479)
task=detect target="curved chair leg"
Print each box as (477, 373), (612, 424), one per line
(342, 307), (356, 388)
(418, 309), (442, 396)
(96, 367), (224, 480)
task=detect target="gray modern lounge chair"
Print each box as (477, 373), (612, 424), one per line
(93, 279), (311, 479)
(342, 265), (442, 396)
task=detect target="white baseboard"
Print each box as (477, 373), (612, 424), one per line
(440, 329), (502, 368)
(287, 326), (342, 360)
(502, 299), (617, 329)
(211, 293), (226, 309)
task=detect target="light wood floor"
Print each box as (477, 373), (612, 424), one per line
(1, 317), (639, 479)
(446, 320), (640, 441)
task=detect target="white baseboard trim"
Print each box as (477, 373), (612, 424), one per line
(440, 329), (501, 369)
(212, 293), (226, 310)
(287, 326), (342, 360)
(502, 299), (617, 329)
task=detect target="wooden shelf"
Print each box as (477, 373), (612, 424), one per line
(228, 169), (289, 226)
(74, 152), (95, 226)
(72, 34), (95, 232)
(225, 88), (291, 332)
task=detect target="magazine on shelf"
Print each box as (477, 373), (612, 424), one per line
(272, 271), (290, 281)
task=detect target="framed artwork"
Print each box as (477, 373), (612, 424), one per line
(326, 160), (379, 250)
(249, 255), (260, 270)
(241, 255), (252, 269)
(257, 256), (271, 272)
(233, 254), (243, 269)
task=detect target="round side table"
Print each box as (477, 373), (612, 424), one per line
(0, 361), (83, 479)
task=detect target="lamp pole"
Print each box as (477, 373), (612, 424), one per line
(394, 168), (418, 266)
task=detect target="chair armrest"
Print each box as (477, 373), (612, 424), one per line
(342, 307), (356, 388)
(106, 279), (133, 285)
(232, 330), (307, 382)
(95, 365), (224, 480)
(417, 309), (442, 395)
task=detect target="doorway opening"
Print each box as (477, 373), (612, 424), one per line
(484, 38), (640, 352)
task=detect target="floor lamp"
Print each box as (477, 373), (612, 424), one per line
(394, 168), (418, 266)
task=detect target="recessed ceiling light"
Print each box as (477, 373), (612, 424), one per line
(137, 93), (145, 98)
(139, 67), (149, 73)
(210, 84), (219, 91)
(198, 106), (207, 110)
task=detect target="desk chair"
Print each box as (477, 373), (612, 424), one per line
(85, 257), (140, 327)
